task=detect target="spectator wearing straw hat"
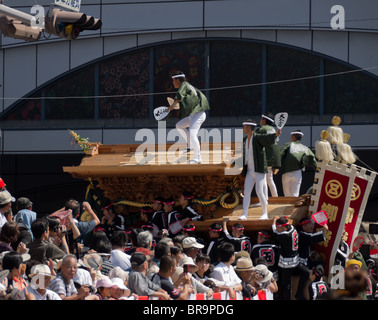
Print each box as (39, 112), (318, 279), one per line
(279, 129), (317, 197)
(28, 264), (61, 300)
(235, 257), (257, 300)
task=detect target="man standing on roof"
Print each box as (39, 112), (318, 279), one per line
(239, 119), (281, 221)
(168, 71), (210, 164)
(259, 112), (281, 198)
(279, 129), (318, 197)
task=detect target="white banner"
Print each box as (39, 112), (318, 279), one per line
(54, 0), (81, 12)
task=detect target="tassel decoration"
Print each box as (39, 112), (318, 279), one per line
(315, 130), (334, 163)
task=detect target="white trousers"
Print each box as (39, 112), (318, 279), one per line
(242, 170), (268, 216)
(176, 111), (206, 162)
(266, 166), (278, 197)
(282, 169), (302, 197)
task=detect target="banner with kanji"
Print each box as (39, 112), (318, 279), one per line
(344, 167), (376, 247)
(309, 161), (357, 276)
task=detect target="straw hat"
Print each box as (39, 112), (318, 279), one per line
(29, 264), (56, 279)
(234, 257), (253, 271)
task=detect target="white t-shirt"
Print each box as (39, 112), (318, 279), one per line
(27, 286), (62, 300)
(210, 262), (242, 287)
(0, 213), (7, 229)
(110, 249), (131, 271)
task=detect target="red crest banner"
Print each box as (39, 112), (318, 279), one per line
(309, 161), (357, 276)
(344, 168), (376, 247)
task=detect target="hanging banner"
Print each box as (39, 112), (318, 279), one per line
(308, 160), (357, 276)
(54, 0), (81, 12)
(344, 167), (376, 247)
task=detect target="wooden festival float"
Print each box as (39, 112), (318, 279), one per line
(64, 115), (377, 275)
(63, 130), (311, 236)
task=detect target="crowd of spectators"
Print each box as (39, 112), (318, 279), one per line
(0, 178), (376, 301)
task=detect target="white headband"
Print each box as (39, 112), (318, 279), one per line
(261, 114), (274, 123)
(172, 74), (185, 79)
(291, 131), (304, 136)
(243, 122), (257, 126)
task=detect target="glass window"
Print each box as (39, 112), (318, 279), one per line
(99, 49), (150, 119)
(4, 94), (42, 121)
(210, 41), (262, 118)
(153, 42), (206, 112)
(266, 45), (320, 115)
(2, 39), (378, 124)
(324, 60), (378, 114)
(45, 66), (95, 120)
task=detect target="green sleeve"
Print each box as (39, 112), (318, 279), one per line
(303, 148), (318, 169)
(280, 142), (291, 157)
(253, 128), (276, 147)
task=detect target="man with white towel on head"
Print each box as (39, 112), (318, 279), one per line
(279, 130), (318, 197)
(239, 120), (281, 221)
(168, 71), (210, 164)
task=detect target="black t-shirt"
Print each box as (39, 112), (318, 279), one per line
(251, 242), (280, 273)
(151, 210), (166, 230)
(273, 225), (299, 258)
(151, 273), (181, 300)
(298, 230), (325, 260)
(181, 206), (203, 221)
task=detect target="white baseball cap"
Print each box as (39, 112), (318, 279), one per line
(182, 237), (204, 249)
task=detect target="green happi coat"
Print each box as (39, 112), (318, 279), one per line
(279, 140), (318, 174)
(242, 128), (277, 175)
(174, 81), (210, 119)
(258, 124), (281, 169)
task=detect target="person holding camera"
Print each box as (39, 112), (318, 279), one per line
(48, 254), (98, 300)
(27, 219), (66, 264)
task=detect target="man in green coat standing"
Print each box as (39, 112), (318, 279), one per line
(280, 130), (318, 197)
(259, 112), (281, 198)
(168, 71), (210, 164)
(239, 120), (281, 221)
